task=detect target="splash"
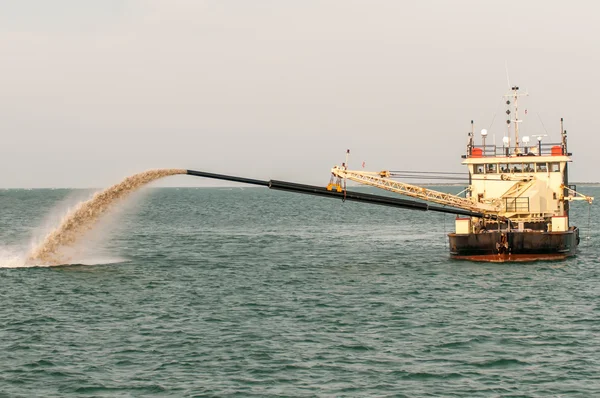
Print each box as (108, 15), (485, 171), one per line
(27, 169), (186, 266)
(0, 247), (28, 268)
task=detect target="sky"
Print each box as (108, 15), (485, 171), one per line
(1, 0), (599, 188)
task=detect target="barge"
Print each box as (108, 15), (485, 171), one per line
(329, 86), (593, 262)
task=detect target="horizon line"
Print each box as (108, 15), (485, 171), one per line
(2, 182), (600, 190)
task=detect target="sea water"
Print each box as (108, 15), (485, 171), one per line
(1, 187), (599, 396)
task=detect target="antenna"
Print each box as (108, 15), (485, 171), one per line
(481, 129), (488, 155)
(532, 134), (548, 155)
(536, 112), (550, 137)
(505, 61), (511, 90)
(344, 149), (350, 170)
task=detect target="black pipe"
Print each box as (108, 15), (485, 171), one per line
(186, 169), (489, 218)
(186, 169), (269, 187)
(269, 179), (428, 211)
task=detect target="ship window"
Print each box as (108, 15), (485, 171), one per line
(511, 163), (523, 173)
(474, 165), (485, 174)
(524, 163), (535, 172)
(486, 164), (497, 173)
(550, 162), (560, 172)
(536, 163), (548, 172)
(499, 163), (509, 173)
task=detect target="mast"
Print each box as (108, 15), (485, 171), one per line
(503, 86), (528, 153)
(513, 87), (520, 149)
(561, 117), (567, 154)
(467, 120), (474, 156)
(561, 118), (570, 218)
(469, 120), (474, 192)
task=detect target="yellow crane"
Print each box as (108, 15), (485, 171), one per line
(327, 166), (593, 219)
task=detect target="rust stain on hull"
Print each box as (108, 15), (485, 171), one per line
(451, 253), (570, 263)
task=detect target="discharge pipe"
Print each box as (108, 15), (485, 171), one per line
(186, 169), (490, 218)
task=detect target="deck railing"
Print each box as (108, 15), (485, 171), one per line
(463, 143), (570, 158)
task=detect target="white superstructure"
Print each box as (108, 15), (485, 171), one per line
(329, 86), (593, 232)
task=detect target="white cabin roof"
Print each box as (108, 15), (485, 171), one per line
(462, 155), (571, 165)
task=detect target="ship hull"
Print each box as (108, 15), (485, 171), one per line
(448, 227), (579, 262)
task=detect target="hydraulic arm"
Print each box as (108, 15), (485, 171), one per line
(329, 166), (500, 215)
(329, 167), (594, 218)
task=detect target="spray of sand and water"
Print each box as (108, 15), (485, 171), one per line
(27, 168), (187, 266)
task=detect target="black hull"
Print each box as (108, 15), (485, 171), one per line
(448, 227), (579, 262)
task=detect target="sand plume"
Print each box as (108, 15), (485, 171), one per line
(28, 168), (186, 265)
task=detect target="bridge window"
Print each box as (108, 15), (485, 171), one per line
(499, 163), (509, 173)
(474, 165), (485, 174)
(486, 164), (497, 173)
(524, 163), (535, 172)
(550, 162), (560, 172)
(510, 163), (523, 173)
(536, 163), (548, 172)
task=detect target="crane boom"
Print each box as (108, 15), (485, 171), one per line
(330, 166), (500, 214)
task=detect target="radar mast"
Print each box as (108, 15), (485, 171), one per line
(503, 86), (528, 151)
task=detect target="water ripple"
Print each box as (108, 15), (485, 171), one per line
(1, 187), (599, 396)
